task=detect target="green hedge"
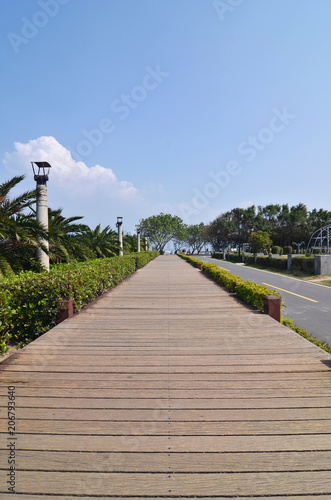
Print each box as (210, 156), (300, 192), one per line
(129, 251), (159, 269)
(243, 254), (255, 265)
(291, 256), (315, 274)
(227, 253), (240, 263)
(178, 254), (280, 311)
(0, 252), (159, 349)
(212, 252), (224, 260)
(255, 256), (287, 270)
(251, 255), (315, 274)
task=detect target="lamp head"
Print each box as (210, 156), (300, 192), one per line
(31, 161), (51, 184)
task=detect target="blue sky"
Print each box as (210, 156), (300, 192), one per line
(1, 0), (331, 234)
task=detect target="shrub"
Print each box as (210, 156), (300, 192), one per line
(256, 256), (287, 270)
(130, 251), (159, 269)
(272, 246), (283, 255)
(243, 254), (255, 265)
(213, 252), (224, 260)
(283, 246), (293, 255)
(202, 263), (241, 292)
(228, 253), (240, 263)
(235, 281), (278, 311)
(178, 254), (280, 311)
(291, 256), (315, 274)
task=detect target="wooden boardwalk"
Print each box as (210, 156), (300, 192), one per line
(1, 255), (331, 498)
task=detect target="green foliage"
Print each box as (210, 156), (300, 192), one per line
(272, 246), (283, 255)
(249, 230), (272, 254)
(256, 256), (287, 270)
(77, 224), (119, 258)
(178, 254), (280, 311)
(0, 175), (48, 276)
(130, 251), (159, 269)
(282, 318), (331, 355)
(283, 245), (293, 255)
(291, 256), (315, 274)
(0, 252), (159, 346)
(139, 213), (184, 252)
(201, 262), (240, 292)
(186, 223), (207, 253)
(227, 253), (240, 263)
(212, 252), (224, 260)
(243, 254), (255, 265)
(0, 291), (14, 353)
(235, 281), (278, 311)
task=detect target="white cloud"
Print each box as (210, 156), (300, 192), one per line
(2, 136), (137, 199)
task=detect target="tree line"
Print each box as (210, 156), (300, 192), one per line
(139, 204), (331, 254)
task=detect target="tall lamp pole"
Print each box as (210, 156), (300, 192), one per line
(116, 217), (123, 256)
(136, 225), (141, 253)
(31, 161), (51, 271)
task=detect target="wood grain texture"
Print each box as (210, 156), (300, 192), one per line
(1, 255), (331, 498)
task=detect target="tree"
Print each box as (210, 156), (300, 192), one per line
(0, 175), (48, 276)
(46, 208), (88, 263)
(172, 224), (188, 253)
(139, 213), (184, 252)
(205, 212), (234, 252)
(77, 225), (119, 258)
(186, 223), (206, 253)
(248, 231), (272, 254)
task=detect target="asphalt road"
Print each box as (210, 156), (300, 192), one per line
(197, 255), (331, 344)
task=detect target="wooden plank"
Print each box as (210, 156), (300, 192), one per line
(2, 395), (331, 409)
(1, 433), (331, 452)
(0, 496), (328, 500)
(2, 418), (331, 436)
(1, 450), (331, 472)
(2, 363), (329, 373)
(2, 406), (331, 421)
(3, 387), (331, 398)
(1, 470), (331, 496)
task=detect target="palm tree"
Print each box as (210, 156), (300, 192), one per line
(0, 175), (48, 276)
(47, 208), (89, 263)
(78, 224), (119, 258)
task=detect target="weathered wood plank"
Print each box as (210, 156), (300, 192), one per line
(1, 418), (331, 436)
(1, 433), (331, 452)
(2, 395), (331, 409)
(2, 406), (331, 420)
(1, 450), (331, 472)
(1, 470), (331, 496)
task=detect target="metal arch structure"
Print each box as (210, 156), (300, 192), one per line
(306, 224), (331, 255)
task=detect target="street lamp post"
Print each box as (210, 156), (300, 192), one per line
(136, 225), (141, 253)
(31, 161), (51, 271)
(116, 217), (123, 256)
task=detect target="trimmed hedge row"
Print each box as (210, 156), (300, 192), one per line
(0, 252), (159, 349)
(256, 256), (287, 270)
(178, 254), (280, 311)
(130, 251), (159, 269)
(252, 255), (315, 274)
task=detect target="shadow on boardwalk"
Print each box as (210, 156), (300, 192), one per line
(1, 255), (331, 498)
